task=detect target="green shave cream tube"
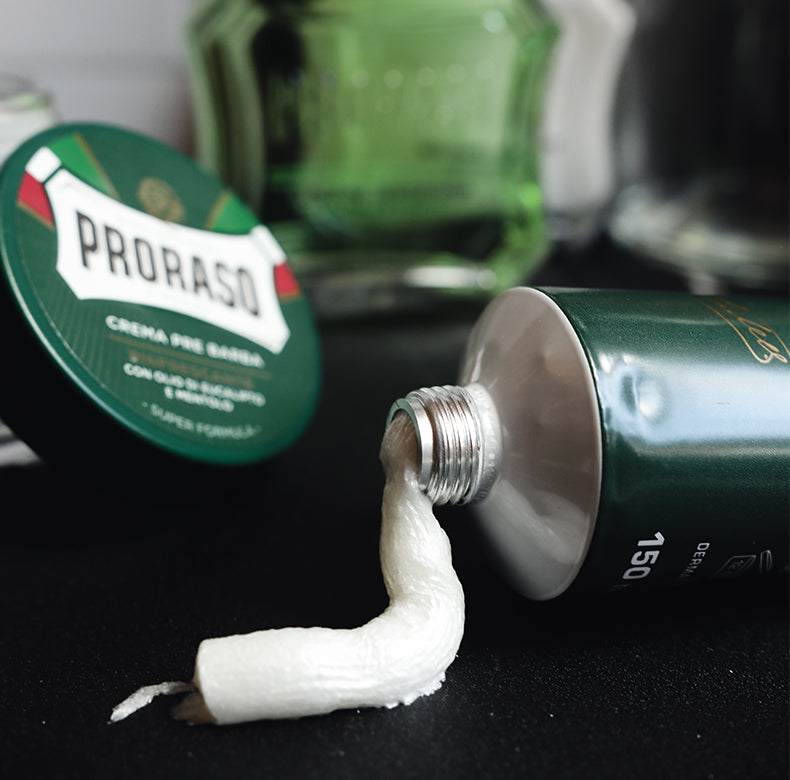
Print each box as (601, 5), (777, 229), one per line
(388, 287), (789, 600)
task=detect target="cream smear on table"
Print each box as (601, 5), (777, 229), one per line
(111, 414), (465, 725)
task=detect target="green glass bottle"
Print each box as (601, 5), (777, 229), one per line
(188, 0), (559, 316)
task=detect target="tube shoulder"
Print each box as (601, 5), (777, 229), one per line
(459, 287), (603, 600)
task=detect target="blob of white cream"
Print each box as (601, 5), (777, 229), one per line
(111, 414), (465, 725)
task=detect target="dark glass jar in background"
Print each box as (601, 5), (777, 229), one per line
(609, 0), (789, 293)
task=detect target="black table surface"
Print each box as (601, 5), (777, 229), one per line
(2, 240), (787, 780)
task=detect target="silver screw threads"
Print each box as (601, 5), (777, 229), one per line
(386, 384), (499, 505)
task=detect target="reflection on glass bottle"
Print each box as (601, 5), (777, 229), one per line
(188, 0), (558, 316)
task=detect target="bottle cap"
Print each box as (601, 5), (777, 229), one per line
(0, 123), (320, 474)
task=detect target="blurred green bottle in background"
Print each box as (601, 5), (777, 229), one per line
(186, 0), (631, 317)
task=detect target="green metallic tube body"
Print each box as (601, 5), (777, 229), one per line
(460, 287), (789, 598)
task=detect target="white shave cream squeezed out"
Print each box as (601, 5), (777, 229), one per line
(111, 413), (465, 725)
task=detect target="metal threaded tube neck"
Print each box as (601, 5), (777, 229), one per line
(386, 384), (499, 506)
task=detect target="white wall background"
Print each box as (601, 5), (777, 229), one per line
(0, 0), (196, 152)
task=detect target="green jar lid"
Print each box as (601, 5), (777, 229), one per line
(0, 123), (320, 473)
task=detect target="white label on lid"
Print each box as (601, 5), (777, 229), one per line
(31, 149), (290, 354)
